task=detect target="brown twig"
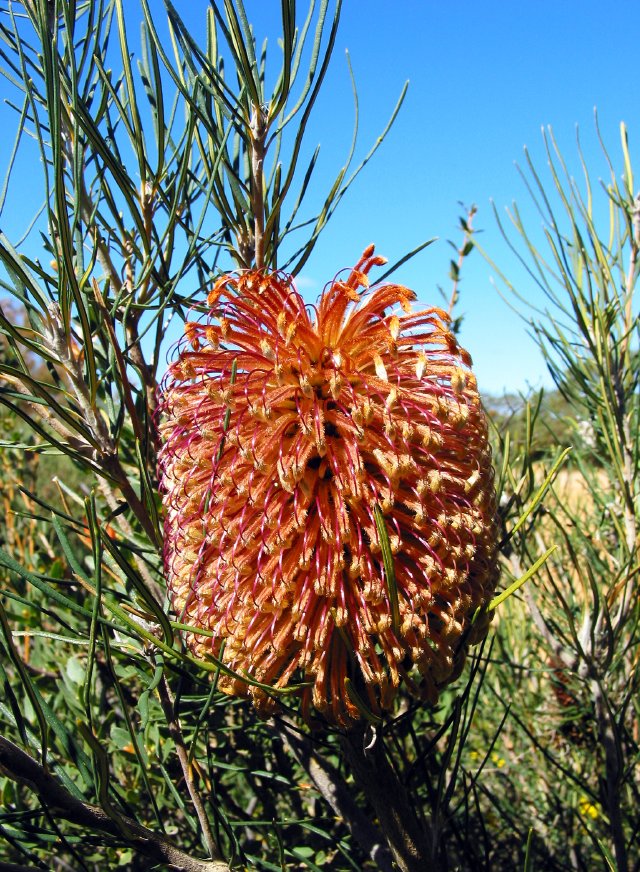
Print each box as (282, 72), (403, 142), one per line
(250, 106), (268, 270)
(100, 453), (161, 549)
(156, 675), (222, 862)
(275, 718), (395, 871)
(339, 724), (435, 872)
(0, 735), (228, 872)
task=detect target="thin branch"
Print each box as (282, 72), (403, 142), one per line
(339, 724), (435, 872)
(0, 735), (229, 872)
(101, 453), (161, 548)
(275, 717), (395, 872)
(249, 106), (268, 270)
(446, 205), (476, 318)
(156, 675), (221, 862)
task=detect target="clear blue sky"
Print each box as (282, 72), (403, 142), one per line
(1, 1), (639, 395)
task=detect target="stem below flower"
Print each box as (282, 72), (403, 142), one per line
(340, 724), (436, 872)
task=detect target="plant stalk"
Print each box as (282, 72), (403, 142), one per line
(250, 106), (268, 270)
(157, 675), (222, 863)
(340, 724), (436, 872)
(591, 679), (628, 872)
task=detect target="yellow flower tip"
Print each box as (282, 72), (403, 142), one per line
(578, 797), (599, 820)
(158, 248), (499, 724)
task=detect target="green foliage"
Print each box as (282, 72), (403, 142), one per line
(485, 388), (577, 463)
(480, 122), (640, 871)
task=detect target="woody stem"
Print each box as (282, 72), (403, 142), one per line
(250, 106), (268, 270)
(340, 724), (436, 872)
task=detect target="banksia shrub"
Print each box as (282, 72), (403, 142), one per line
(159, 246), (498, 724)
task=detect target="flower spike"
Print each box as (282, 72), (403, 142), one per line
(158, 248), (498, 725)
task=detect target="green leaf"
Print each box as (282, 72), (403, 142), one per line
(505, 446), (572, 542)
(488, 545), (558, 611)
(345, 678), (382, 724)
(373, 504), (400, 635)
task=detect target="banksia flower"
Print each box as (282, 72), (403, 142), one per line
(159, 246), (497, 725)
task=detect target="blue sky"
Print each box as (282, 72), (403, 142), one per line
(1, 1), (639, 395)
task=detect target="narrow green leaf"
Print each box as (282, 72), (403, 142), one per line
(0, 599), (49, 765)
(506, 446), (572, 542)
(523, 828), (534, 872)
(100, 627), (165, 829)
(98, 531), (173, 645)
(0, 546), (91, 620)
(51, 513), (92, 585)
(488, 545), (558, 611)
(135, 438), (162, 541)
(82, 495), (103, 718)
(76, 720), (133, 838)
(373, 504), (400, 635)
(344, 678), (382, 725)
(0, 657), (28, 746)
(375, 238), (437, 284)
(620, 121), (634, 196)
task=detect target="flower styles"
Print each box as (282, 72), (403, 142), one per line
(158, 246), (498, 725)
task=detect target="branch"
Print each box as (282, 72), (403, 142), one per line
(101, 454), (161, 549)
(339, 724), (435, 872)
(250, 107), (268, 270)
(523, 586), (578, 671)
(156, 676), (221, 862)
(0, 735), (228, 872)
(446, 204), (476, 320)
(274, 718), (395, 871)
(591, 680), (629, 872)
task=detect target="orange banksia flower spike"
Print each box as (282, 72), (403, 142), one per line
(158, 246), (498, 725)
